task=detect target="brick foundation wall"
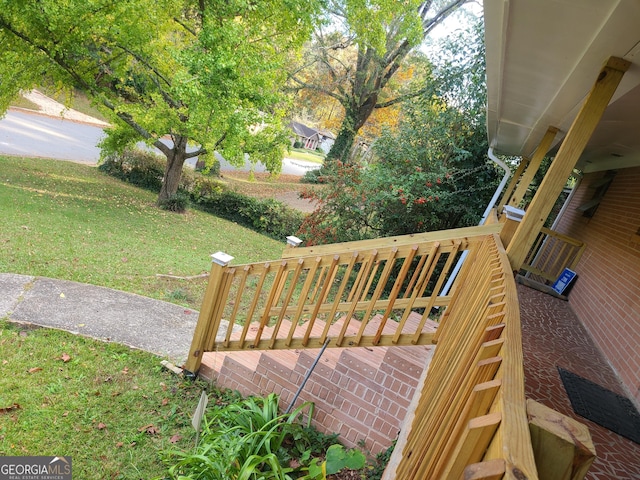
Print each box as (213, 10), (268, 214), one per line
(554, 166), (640, 406)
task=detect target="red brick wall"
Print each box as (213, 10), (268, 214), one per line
(203, 345), (433, 455)
(554, 166), (640, 406)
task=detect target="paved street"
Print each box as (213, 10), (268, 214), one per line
(0, 108), (321, 175)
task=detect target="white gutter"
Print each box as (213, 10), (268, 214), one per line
(440, 147), (512, 296)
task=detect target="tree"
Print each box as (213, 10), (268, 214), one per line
(289, 0), (470, 164)
(0, 0), (321, 204)
(298, 17), (497, 243)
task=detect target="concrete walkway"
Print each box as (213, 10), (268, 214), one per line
(0, 273), (198, 365)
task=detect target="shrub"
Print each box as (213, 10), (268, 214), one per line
(300, 168), (326, 184)
(99, 148), (165, 191)
(196, 191), (305, 240)
(100, 148), (304, 239)
(158, 191), (190, 213)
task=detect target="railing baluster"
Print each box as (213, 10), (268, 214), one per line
(403, 252), (428, 298)
(238, 263), (271, 349)
(269, 259), (304, 349)
(374, 246), (418, 344)
(224, 265), (251, 347)
(254, 261), (289, 348)
(320, 252), (359, 344)
(286, 257), (321, 346)
(356, 248), (398, 345)
(394, 242), (440, 343)
(302, 255), (340, 347)
(411, 241), (461, 344)
(336, 250), (377, 346)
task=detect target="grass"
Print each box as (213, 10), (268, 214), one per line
(285, 148), (325, 164)
(0, 319), (235, 479)
(0, 156), (286, 310)
(9, 96), (41, 111)
(38, 86), (109, 122)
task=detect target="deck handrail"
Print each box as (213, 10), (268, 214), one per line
(383, 233), (537, 479)
(520, 226), (585, 283)
(184, 226), (538, 479)
(185, 225), (504, 374)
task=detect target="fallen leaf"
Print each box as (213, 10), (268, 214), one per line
(28, 367), (42, 374)
(0, 404), (21, 414)
(61, 353), (71, 363)
(183, 310), (191, 315)
(116, 442), (124, 448)
(121, 367), (129, 375)
(138, 424), (159, 435)
(169, 434), (181, 444)
(161, 398), (169, 406)
(97, 422), (107, 430)
(2, 360), (7, 365)
(62, 411), (69, 417)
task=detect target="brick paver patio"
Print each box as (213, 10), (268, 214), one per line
(518, 284), (640, 479)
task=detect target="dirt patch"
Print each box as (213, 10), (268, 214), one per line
(220, 171), (320, 213)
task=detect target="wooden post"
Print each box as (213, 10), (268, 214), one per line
(183, 252), (234, 376)
(497, 155), (530, 213)
(508, 126), (560, 209)
(507, 57), (630, 270)
(527, 399), (596, 480)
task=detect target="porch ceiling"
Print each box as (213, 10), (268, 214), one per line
(484, 0), (640, 173)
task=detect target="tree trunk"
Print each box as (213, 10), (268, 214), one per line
(326, 100), (376, 164)
(157, 135), (188, 204)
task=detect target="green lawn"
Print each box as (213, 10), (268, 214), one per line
(0, 319), (235, 479)
(285, 148), (325, 164)
(0, 156), (286, 309)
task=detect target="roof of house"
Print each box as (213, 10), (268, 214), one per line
(289, 121), (321, 140)
(484, 0), (640, 173)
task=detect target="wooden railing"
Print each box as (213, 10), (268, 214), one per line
(184, 224), (501, 373)
(184, 224), (538, 479)
(520, 226), (585, 283)
(384, 233), (537, 479)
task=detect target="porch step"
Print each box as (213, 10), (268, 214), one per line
(200, 311), (437, 455)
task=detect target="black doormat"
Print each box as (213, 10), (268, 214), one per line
(558, 367), (640, 445)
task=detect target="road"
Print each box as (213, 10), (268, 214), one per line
(0, 109), (321, 175)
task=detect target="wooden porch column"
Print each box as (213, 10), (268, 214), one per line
(497, 155), (530, 212)
(507, 57), (630, 269)
(507, 126), (560, 209)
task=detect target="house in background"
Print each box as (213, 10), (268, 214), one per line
(484, 0), (640, 408)
(289, 121), (335, 152)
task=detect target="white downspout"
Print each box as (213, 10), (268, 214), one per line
(440, 147), (511, 296)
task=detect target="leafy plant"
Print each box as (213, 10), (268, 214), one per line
(162, 393), (364, 480)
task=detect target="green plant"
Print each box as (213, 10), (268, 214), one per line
(365, 439), (396, 480)
(159, 191), (190, 213)
(196, 191), (305, 240)
(162, 393), (364, 480)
